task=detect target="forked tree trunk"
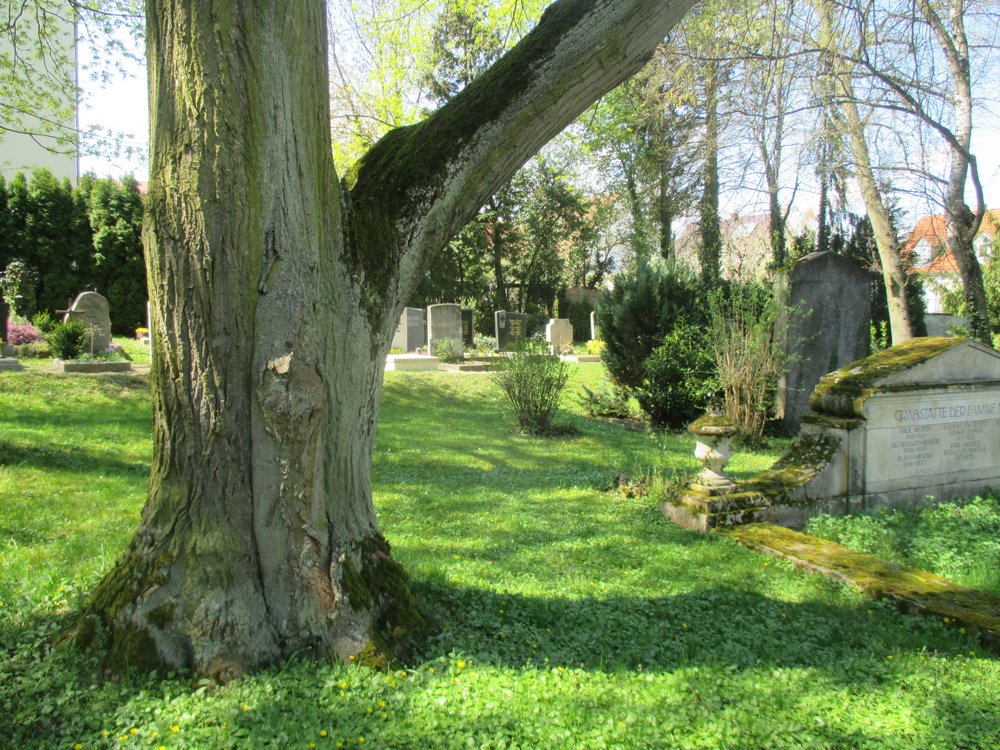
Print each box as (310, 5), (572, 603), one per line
(78, 0), (698, 680)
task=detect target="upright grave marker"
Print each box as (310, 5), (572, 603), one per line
(62, 291), (113, 353)
(495, 310), (528, 350)
(775, 251), (871, 433)
(461, 308), (475, 349)
(390, 308), (425, 352)
(545, 318), (573, 354)
(427, 303), (463, 358)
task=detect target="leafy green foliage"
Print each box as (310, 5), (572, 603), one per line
(490, 342), (572, 434)
(563, 297), (593, 342)
(637, 323), (719, 429)
(576, 378), (634, 419)
(2, 367), (999, 750)
(47, 320), (87, 360)
(806, 494), (1000, 597)
(596, 256), (706, 391)
(0, 171), (147, 332)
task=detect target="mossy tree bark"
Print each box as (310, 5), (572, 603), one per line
(80, 0), (698, 680)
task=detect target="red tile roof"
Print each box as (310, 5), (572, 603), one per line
(905, 209), (999, 274)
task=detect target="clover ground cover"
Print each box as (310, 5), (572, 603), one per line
(0, 365), (997, 749)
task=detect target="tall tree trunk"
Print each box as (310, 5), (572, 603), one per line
(815, 0), (914, 343)
(699, 63), (721, 285)
(78, 0), (699, 680)
(658, 159), (673, 260)
(916, 0), (990, 345)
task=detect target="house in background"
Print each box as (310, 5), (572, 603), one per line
(0, 8), (78, 183)
(674, 213), (794, 281)
(903, 209), (999, 320)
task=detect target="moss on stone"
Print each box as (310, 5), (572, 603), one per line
(809, 337), (967, 418)
(688, 413), (737, 435)
(741, 433), (841, 501)
(722, 523), (1000, 646)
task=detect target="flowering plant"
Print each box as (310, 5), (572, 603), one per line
(135, 327), (148, 338)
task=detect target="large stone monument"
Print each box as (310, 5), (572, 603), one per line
(663, 338), (1000, 532)
(461, 308), (475, 349)
(495, 310), (528, 350)
(391, 307), (425, 352)
(62, 291), (112, 353)
(545, 318), (573, 354)
(776, 251), (871, 433)
(427, 303), (463, 358)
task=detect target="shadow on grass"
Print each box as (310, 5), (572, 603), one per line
(0, 438), (150, 477)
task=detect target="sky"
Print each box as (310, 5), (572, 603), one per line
(77, 25), (1000, 233)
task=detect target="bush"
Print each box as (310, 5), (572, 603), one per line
(490, 342), (572, 434)
(12, 341), (51, 358)
(565, 298), (593, 342)
(637, 323), (719, 429)
(31, 311), (58, 335)
(596, 257), (706, 391)
(577, 379), (634, 419)
(6, 321), (43, 345)
(708, 283), (789, 441)
(47, 321), (88, 360)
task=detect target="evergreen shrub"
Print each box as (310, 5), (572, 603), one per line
(565, 299), (593, 342)
(596, 258), (706, 391)
(637, 323), (719, 429)
(47, 321), (88, 360)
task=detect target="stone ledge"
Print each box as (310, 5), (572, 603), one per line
(590, 416), (647, 432)
(0, 357), (25, 372)
(53, 359), (132, 374)
(721, 523), (1000, 649)
(438, 362), (489, 372)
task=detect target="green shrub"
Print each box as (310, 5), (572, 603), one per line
(708, 283), (789, 441)
(47, 320), (87, 360)
(12, 341), (51, 358)
(565, 298), (593, 342)
(490, 342), (572, 434)
(30, 310), (58, 335)
(596, 257), (706, 391)
(577, 379), (634, 419)
(637, 323), (719, 429)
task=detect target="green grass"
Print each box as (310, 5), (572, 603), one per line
(805, 496), (1000, 597)
(1, 364), (998, 750)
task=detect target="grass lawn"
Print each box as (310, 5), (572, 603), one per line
(1, 364), (998, 749)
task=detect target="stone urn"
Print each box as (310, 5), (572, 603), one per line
(687, 409), (738, 494)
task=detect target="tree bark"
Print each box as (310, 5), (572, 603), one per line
(916, 0), (990, 345)
(815, 0), (914, 344)
(79, 0), (700, 680)
(699, 63), (721, 285)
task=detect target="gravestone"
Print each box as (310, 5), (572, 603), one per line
(663, 337), (1000, 532)
(390, 308), (425, 352)
(461, 308), (475, 349)
(590, 310), (597, 341)
(776, 251), (871, 433)
(63, 291), (112, 354)
(427, 303), (463, 358)
(0, 298), (8, 343)
(494, 310), (528, 350)
(545, 318), (573, 354)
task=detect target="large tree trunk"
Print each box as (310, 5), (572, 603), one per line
(78, 0), (698, 680)
(815, 0), (914, 344)
(917, 0), (990, 345)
